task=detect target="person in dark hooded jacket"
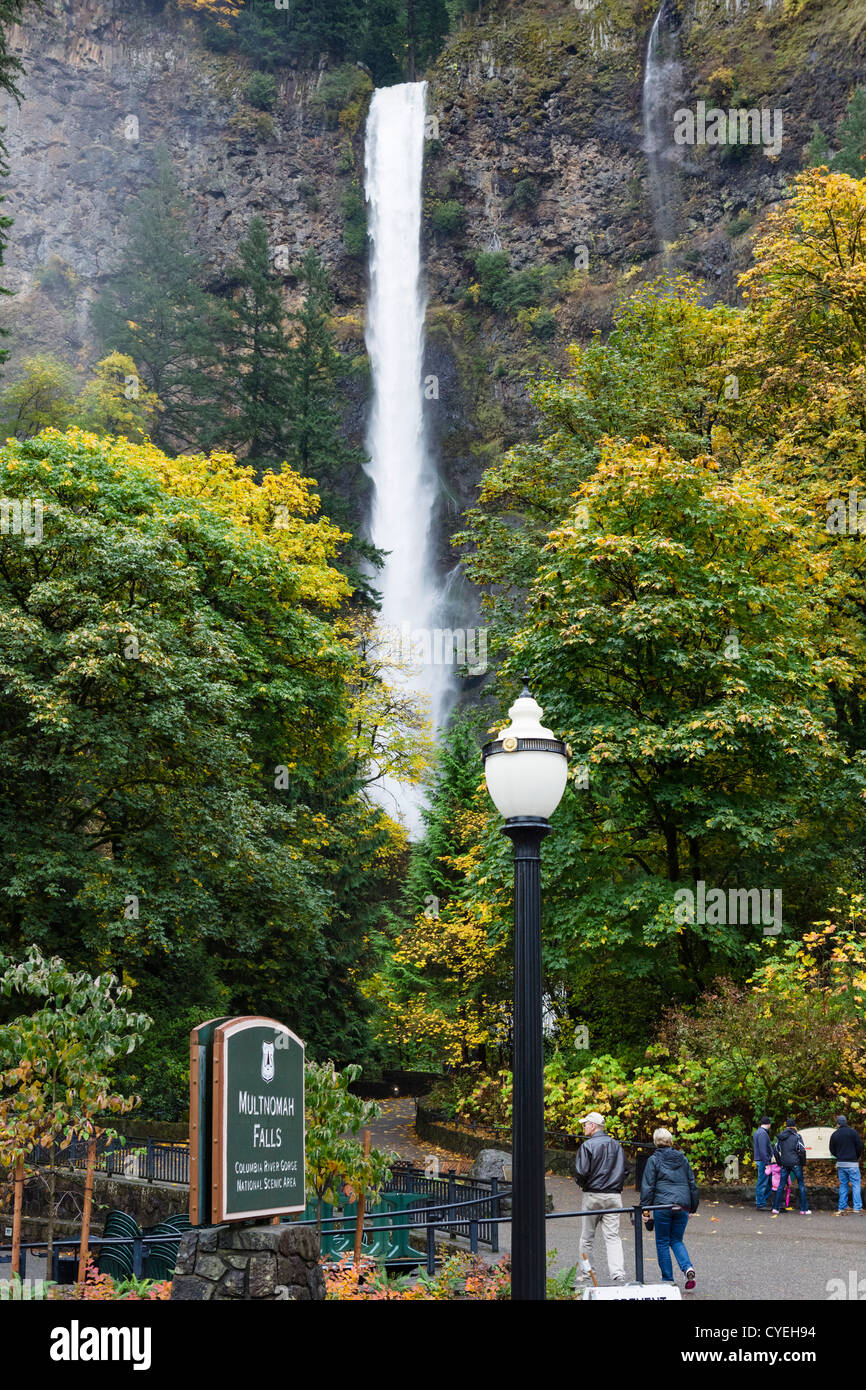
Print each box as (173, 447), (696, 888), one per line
(771, 1118), (810, 1216)
(640, 1128), (699, 1290)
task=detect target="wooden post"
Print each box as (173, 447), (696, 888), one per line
(77, 1136), (97, 1285)
(353, 1129), (371, 1267)
(10, 1159), (24, 1277)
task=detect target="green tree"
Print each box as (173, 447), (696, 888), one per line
(500, 441), (866, 1017)
(304, 1060), (392, 1243)
(0, 354), (75, 437)
(244, 70), (277, 109)
(833, 86), (866, 178)
(457, 276), (739, 657)
(806, 122), (831, 167)
(74, 351), (160, 443)
(0, 429), (350, 1044)
(282, 248), (379, 597)
(211, 216), (293, 473)
(404, 708), (485, 916)
(0, 945), (151, 1278)
(90, 150), (221, 449)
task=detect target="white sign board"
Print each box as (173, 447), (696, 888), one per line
(584, 1283), (682, 1301)
(800, 1126), (834, 1161)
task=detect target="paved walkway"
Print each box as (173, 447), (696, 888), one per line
(368, 1101), (865, 1301)
(497, 1177), (866, 1300)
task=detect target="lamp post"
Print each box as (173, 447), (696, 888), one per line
(482, 677), (569, 1301)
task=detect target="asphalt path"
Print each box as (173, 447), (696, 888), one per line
(367, 1103), (866, 1302)
(504, 1176), (866, 1301)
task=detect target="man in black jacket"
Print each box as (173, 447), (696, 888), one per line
(771, 1118), (810, 1216)
(574, 1111), (627, 1284)
(829, 1114), (863, 1213)
(752, 1115), (774, 1210)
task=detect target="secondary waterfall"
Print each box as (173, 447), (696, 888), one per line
(363, 82), (453, 836)
(643, 0), (685, 257)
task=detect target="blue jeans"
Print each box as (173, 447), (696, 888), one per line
(773, 1165), (808, 1212)
(653, 1208), (692, 1281)
(838, 1164), (862, 1211)
(755, 1162), (771, 1208)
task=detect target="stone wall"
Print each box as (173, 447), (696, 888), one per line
(415, 1104), (577, 1177)
(22, 1167), (188, 1236)
(171, 1223), (324, 1302)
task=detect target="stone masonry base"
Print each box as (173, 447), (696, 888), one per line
(170, 1223), (325, 1301)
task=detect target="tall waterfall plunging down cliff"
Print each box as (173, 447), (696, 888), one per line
(643, 0), (685, 257)
(363, 82), (452, 836)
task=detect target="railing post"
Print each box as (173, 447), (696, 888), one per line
(133, 1238), (143, 1279)
(633, 1205), (644, 1285)
(425, 1199), (436, 1276)
(490, 1178), (500, 1254)
(447, 1169), (456, 1234)
(146, 1139), (154, 1184)
(469, 1218), (478, 1254)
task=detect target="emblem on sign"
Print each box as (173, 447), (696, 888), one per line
(261, 1039), (275, 1084)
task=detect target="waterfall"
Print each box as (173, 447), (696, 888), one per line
(363, 82), (453, 837)
(643, 0), (685, 257)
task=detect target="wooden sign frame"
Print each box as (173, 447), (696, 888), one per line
(189, 1016), (230, 1226)
(211, 1015), (306, 1223)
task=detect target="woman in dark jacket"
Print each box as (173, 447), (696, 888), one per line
(640, 1127), (699, 1291)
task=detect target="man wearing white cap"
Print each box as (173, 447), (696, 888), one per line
(574, 1111), (627, 1284)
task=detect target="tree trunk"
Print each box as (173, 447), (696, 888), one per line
(45, 1146), (56, 1283)
(353, 1130), (371, 1266)
(77, 1137), (97, 1285)
(664, 824), (680, 882)
(10, 1159), (24, 1277)
(45, 1072), (57, 1281)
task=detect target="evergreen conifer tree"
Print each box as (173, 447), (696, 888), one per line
(404, 710), (484, 916)
(283, 247), (382, 600)
(212, 215), (294, 474)
(91, 150), (221, 450)
(834, 86), (866, 177)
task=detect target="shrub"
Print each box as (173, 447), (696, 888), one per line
(727, 211), (754, 238)
(311, 64), (373, 131)
(704, 66), (735, 105)
(48, 1261), (170, 1300)
(524, 306), (556, 339)
(472, 251), (550, 315)
(439, 166), (462, 197)
(508, 177), (538, 212)
(228, 108), (275, 140)
(341, 186), (367, 258)
(298, 178), (320, 211)
(244, 71), (277, 111)
(324, 1252), (510, 1299)
(33, 256), (77, 296)
(430, 200), (466, 236)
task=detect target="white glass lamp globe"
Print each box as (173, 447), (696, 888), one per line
(482, 681), (569, 821)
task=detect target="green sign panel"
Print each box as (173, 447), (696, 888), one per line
(212, 1017), (306, 1222)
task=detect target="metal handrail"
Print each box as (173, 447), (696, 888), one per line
(1, 1202), (675, 1283)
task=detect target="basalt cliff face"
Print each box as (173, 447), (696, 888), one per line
(0, 0), (863, 547)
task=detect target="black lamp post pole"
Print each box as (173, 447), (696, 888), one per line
(502, 815), (551, 1302)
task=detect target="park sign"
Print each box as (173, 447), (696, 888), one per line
(189, 1016), (305, 1225)
(583, 1283), (682, 1301)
